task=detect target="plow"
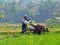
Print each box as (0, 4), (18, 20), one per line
(25, 23), (49, 34)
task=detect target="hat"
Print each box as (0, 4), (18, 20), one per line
(24, 15), (28, 18)
(24, 15), (27, 17)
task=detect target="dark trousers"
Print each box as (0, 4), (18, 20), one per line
(22, 23), (27, 33)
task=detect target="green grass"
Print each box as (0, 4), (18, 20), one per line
(0, 32), (60, 45)
(0, 24), (60, 45)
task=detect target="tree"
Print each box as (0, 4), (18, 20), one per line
(0, 11), (4, 18)
(0, 10), (4, 23)
(54, 12), (60, 24)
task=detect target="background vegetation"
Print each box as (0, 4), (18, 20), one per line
(0, 0), (60, 24)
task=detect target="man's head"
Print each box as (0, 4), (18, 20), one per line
(24, 15), (28, 20)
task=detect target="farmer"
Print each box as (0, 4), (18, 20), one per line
(22, 15), (30, 33)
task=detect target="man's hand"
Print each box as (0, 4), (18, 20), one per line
(30, 21), (32, 23)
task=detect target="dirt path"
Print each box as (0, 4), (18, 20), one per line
(0, 30), (60, 33)
(0, 30), (22, 33)
(49, 30), (60, 32)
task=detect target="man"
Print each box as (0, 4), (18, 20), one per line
(22, 15), (30, 33)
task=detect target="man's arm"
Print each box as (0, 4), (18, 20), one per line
(29, 23), (36, 27)
(24, 20), (30, 24)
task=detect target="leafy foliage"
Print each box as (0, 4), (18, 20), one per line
(0, 0), (60, 24)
